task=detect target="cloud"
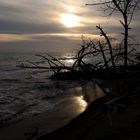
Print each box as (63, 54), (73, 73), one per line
(0, 32), (101, 42)
(0, 0), (51, 22)
(0, 0), (139, 52)
(0, 32), (101, 52)
(0, 19), (69, 34)
(0, 35), (81, 52)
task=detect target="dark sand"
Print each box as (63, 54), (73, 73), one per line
(1, 80), (140, 140)
(0, 82), (105, 140)
(37, 94), (140, 140)
(36, 78), (140, 140)
(0, 96), (88, 140)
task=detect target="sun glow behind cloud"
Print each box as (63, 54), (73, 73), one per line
(60, 4), (82, 28)
(0, 0), (139, 52)
(64, 5), (76, 13)
(60, 13), (81, 28)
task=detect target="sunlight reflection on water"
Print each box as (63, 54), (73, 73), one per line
(62, 58), (75, 66)
(66, 59), (75, 64)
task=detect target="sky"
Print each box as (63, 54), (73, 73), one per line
(0, 0), (140, 52)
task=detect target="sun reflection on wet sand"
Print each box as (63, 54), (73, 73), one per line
(65, 81), (105, 115)
(75, 96), (88, 112)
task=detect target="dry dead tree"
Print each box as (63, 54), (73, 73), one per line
(96, 25), (115, 68)
(18, 53), (75, 75)
(86, 0), (140, 69)
(18, 0), (140, 81)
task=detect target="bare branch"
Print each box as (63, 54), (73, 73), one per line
(96, 25), (115, 68)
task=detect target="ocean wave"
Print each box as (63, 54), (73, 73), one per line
(0, 52), (86, 126)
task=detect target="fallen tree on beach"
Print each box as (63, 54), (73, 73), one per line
(18, 1), (140, 99)
(18, 1), (140, 140)
(19, 0), (140, 80)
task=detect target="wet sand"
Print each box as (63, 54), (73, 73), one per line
(0, 82), (105, 140)
(36, 78), (140, 140)
(37, 94), (140, 140)
(0, 96), (88, 140)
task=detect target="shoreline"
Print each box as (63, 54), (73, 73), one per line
(0, 96), (88, 140)
(0, 82), (105, 140)
(1, 78), (140, 140)
(37, 92), (140, 140)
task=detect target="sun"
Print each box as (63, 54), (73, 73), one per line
(60, 13), (80, 28)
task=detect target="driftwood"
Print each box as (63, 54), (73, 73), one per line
(17, 0), (140, 96)
(17, 35), (140, 80)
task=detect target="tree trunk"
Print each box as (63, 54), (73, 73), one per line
(124, 15), (128, 69)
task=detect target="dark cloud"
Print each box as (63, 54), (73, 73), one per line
(0, 0), (139, 52)
(0, 37), (81, 52)
(0, 20), (68, 34)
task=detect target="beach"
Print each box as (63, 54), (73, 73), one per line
(37, 89), (140, 140)
(0, 81), (105, 140)
(0, 96), (87, 140)
(0, 53), (140, 140)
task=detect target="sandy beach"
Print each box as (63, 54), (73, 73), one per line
(37, 93), (140, 140)
(0, 79), (139, 140)
(0, 96), (88, 140)
(0, 0), (140, 139)
(0, 81), (105, 140)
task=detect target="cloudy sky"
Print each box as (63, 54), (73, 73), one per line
(0, 0), (139, 52)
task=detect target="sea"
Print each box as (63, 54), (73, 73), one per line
(0, 52), (100, 126)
